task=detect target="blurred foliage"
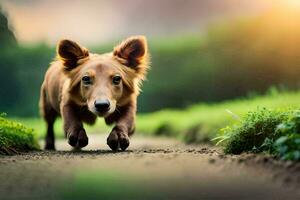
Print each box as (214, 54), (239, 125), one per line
(0, 45), (54, 116)
(0, 114), (39, 154)
(61, 170), (163, 200)
(0, 7), (54, 116)
(1, 7), (300, 116)
(136, 91), (300, 142)
(140, 7), (300, 112)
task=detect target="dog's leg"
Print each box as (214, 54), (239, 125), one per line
(107, 101), (136, 151)
(62, 104), (88, 148)
(40, 86), (57, 150)
(44, 112), (57, 150)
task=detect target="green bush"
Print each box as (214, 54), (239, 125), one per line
(218, 108), (288, 154)
(217, 108), (300, 161)
(0, 113), (39, 154)
(274, 112), (300, 160)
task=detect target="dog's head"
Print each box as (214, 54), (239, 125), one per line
(57, 36), (149, 117)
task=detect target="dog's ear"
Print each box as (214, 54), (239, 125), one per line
(57, 39), (89, 71)
(113, 36), (148, 69)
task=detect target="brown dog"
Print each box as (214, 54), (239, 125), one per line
(39, 36), (149, 151)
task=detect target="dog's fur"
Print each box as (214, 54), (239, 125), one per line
(39, 36), (149, 151)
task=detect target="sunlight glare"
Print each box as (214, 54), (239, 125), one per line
(286, 0), (300, 7)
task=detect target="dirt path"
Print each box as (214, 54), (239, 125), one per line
(0, 134), (299, 200)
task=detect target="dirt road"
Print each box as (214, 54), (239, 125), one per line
(0, 134), (299, 200)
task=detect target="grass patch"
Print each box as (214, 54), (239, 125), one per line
(0, 114), (39, 154)
(216, 108), (300, 161)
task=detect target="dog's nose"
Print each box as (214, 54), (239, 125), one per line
(94, 99), (110, 113)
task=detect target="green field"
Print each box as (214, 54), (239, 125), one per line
(3, 90), (300, 159)
(11, 90), (300, 141)
(137, 90), (300, 142)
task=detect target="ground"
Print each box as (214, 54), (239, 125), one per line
(0, 134), (299, 200)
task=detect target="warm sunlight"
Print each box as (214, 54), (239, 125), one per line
(0, 0), (286, 45)
(286, 0), (300, 7)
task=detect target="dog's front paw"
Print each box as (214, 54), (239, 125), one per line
(107, 127), (130, 151)
(67, 128), (88, 148)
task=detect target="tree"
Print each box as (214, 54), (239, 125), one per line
(0, 6), (16, 47)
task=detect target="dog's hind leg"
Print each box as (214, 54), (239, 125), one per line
(44, 109), (57, 150)
(40, 86), (58, 150)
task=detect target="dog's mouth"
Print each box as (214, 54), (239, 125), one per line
(94, 110), (111, 117)
(88, 101), (116, 118)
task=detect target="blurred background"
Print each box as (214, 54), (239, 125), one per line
(0, 0), (300, 117)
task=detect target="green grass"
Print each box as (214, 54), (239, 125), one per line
(12, 90), (300, 144)
(12, 117), (111, 139)
(137, 90), (300, 143)
(4, 90), (300, 160)
(13, 117), (65, 139)
(0, 113), (39, 154)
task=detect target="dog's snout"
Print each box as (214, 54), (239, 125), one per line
(94, 99), (110, 113)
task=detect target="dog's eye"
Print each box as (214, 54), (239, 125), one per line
(112, 75), (121, 85)
(82, 76), (92, 85)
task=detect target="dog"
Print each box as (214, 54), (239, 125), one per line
(39, 36), (149, 151)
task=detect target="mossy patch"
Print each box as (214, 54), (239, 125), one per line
(0, 114), (39, 155)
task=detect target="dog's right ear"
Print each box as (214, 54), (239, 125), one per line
(57, 39), (89, 71)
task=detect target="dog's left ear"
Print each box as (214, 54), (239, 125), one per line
(113, 36), (148, 69)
